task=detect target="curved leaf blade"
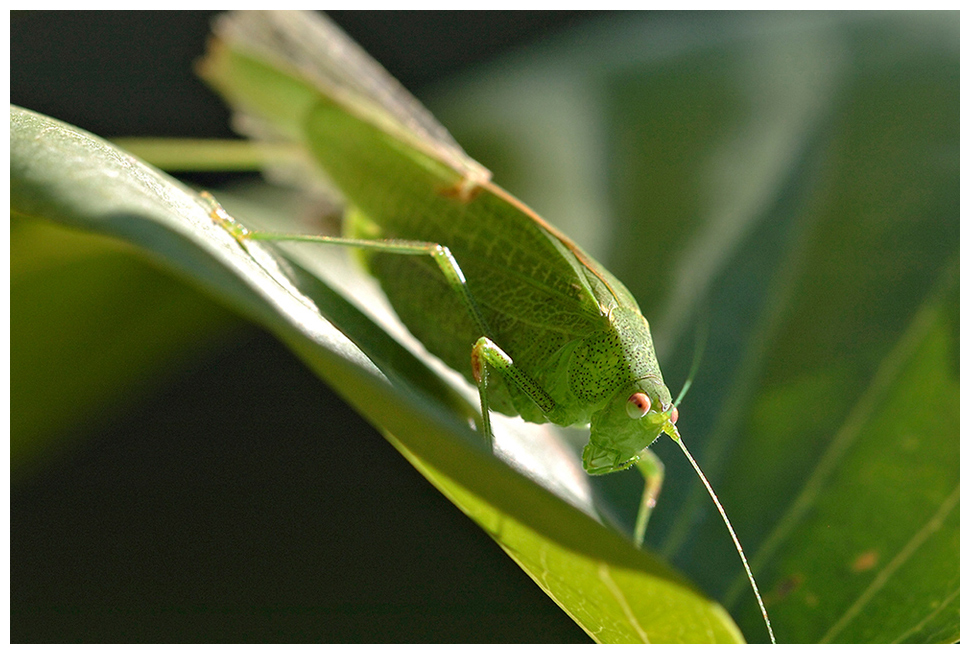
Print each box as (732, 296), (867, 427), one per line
(11, 104), (744, 643)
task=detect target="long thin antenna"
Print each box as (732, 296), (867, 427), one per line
(668, 426), (776, 644)
(673, 319), (709, 408)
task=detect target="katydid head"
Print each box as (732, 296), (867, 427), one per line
(582, 378), (677, 475)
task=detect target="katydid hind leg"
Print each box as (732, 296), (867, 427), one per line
(205, 193), (491, 338)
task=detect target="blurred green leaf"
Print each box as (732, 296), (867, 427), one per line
(432, 11), (958, 643)
(10, 212), (243, 480)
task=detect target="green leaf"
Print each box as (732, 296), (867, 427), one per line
(11, 105), (744, 643)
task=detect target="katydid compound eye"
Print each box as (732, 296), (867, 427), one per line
(670, 406), (679, 424)
(626, 392), (651, 419)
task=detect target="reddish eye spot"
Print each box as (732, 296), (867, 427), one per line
(626, 392), (651, 419)
(670, 406), (679, 424)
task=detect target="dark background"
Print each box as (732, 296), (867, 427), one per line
(10, 10), (608, 643)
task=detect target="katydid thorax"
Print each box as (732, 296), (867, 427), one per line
(199, 10), (774, 643)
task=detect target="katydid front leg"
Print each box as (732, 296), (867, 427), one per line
(633, 450), (664, 548)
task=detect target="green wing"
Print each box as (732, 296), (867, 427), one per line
(199, 10), (618, 381)
(200, 10), (490, 190)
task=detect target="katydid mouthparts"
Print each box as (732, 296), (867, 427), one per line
(198, 10), (775, 643)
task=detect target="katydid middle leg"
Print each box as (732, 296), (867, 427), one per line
(470, 335), (561, 445)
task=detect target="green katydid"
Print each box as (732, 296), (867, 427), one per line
(197, 10), (774, 643)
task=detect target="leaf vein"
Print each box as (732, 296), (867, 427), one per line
(821, 485), (959, 643)
(723, 278), (950, 607)
(597, 563), (650, 643)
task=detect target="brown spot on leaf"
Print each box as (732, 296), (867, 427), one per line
(766, 573), (803, 605)
(851, 549), (879, 572)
